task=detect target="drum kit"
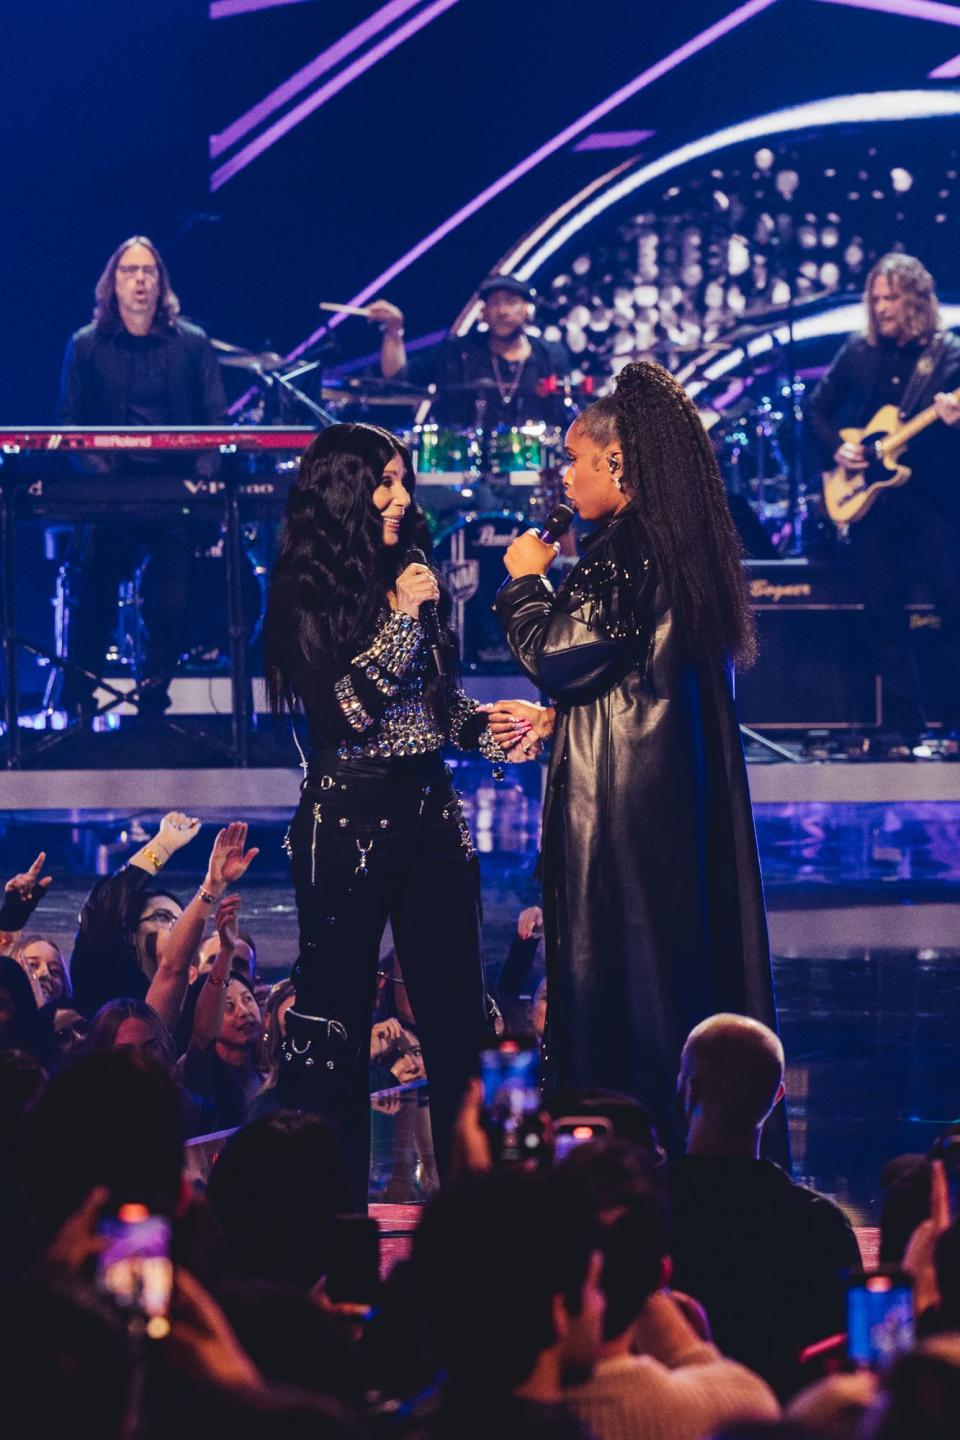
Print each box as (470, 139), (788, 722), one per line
(169, 284), (829, 675)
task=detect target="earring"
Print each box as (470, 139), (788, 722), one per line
(607, 455), (623, 491)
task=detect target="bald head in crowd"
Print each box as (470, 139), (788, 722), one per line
(677, 1013), (785, 1156)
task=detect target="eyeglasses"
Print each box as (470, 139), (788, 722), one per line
(117, 264), (158, 278)
(139, 909), (179, 928)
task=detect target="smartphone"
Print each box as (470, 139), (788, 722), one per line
(552, 1115), (615, 1162)
(480, 1037), (544, 1166)
(323, 1214), (381, 1313)
(96, 1203), (173, 1339)
(846, 1268), (914, 1369)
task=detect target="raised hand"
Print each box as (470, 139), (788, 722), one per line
(205, 822), (259, 892)
(367, 298), (405, 337)
(517, 906), (544, 941)
(157, 812), (201, 855)
(370, 1016), (403, 1060)
(214, 893), (242, 958)
(5, 851), (53, 901)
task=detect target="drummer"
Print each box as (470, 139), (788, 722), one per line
(369, 274), (570, 428)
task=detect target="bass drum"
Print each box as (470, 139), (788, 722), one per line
(434, 511), (526, 674)
(136, 529), (268, 671)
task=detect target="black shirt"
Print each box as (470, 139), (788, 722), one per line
(869, 336), (924, 412)
(412, 332), (571, 428)
(808, 331), (960, 518)
(59, 316), (227, 477)
(670, 1155), (862, 1399)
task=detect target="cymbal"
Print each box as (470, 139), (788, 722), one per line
(321, 376), (434, 406)
(212, 338), (285, 372)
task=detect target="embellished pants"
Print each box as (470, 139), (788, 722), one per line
(282, 750), (489, 1207)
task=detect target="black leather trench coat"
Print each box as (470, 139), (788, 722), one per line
(495, 508), (779, 1148)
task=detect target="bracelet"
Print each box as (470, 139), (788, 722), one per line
(197, 886), (216, 905)
(206, 974), (228, 988)
(142, 846), (165, 872)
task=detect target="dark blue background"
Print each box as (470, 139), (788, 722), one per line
(5, 0), (960, 419)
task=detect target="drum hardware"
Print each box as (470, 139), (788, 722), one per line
(433, 511), (528, 674)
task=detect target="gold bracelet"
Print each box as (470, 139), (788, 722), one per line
(196, 886), (216, 905)
(206, 974), (228, 988)
(142, 846), (165, 871)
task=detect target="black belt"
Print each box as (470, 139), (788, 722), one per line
(305, 748), (447, 787)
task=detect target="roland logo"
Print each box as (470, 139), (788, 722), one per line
(476, 524), (521, 547)
(749, 578), (813, 603)
(95, 433), (152, 448)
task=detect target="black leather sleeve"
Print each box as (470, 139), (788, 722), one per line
(494, 573), (633, 701)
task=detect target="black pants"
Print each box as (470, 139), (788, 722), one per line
(285, 752), (489, 1207)
(850, 494), (960, 736)
(61, 520), (192, 710)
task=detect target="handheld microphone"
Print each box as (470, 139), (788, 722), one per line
(404, 545), (446, 677)
(537, 503), (575, 546)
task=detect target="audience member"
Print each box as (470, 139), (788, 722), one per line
(670, 1014), (861, 1399)
(879, 1151), (931, 1263)
(784, 1370), (878, 1438)
(0, 1271), (135, 1440)
(0, 1048), (48, 1279)
(252, 976), (296, 1099)
(146, 821), (260, 1033)
(86, 996), (216, 1137)
(52, 1006), (88, 1059)
(20, 1050), (185, 1251)
(860, 1333), (960, 1440)
(14, 933), (71, 1009)
(0, 850), (53, 944)
(371, 1023), (427, 1090)
(408, 1170), (605, 1438)
(214, 1279), (366, 1408)
(70, 810), (200, 1014)
(196, 924), (258, 985)
(0, 953), (58, 1070)
(205, 1111), (350, 1291)
(565, 1195), (779, 1438)
(87, 995), (179, 1066)
(179, 894), (268, 1129)
(549, 1090), (666, 1169)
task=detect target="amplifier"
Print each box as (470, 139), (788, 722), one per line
(737, 560), (944, 730)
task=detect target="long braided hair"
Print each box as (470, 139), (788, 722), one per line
(581, 361), (756, 668)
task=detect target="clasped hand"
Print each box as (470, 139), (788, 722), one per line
(395, 562), (440, 619)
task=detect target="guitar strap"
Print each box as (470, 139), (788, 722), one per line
(899, 330), (947, 420)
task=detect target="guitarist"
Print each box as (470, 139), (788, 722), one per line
(809, 253), (960, 755)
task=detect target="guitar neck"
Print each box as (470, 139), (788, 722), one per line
(881, 386), (960, 455)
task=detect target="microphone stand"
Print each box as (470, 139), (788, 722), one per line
(266, 360), (339, 428)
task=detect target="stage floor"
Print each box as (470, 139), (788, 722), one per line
(3, 755), (960, 1223)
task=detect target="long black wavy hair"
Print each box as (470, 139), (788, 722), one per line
(264, 422), (456, 717)
(580, 361), (756, 668)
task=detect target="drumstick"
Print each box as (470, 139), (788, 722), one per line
(318, 302), (375, 318)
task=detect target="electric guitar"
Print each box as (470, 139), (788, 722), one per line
(821, 386), (960, 526)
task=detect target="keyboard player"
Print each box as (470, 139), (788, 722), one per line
(58, 234), (226, 717)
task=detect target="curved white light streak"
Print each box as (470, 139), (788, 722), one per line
(684, 302), (960, 398)
(506, 89), (960, 286)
